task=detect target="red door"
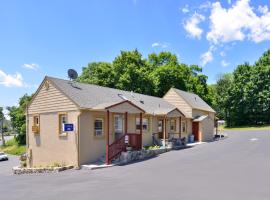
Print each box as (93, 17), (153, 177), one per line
(192, 122), (199, 141)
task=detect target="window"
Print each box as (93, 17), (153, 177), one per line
(32, 115), (40, 134)
(94, 118), (104, 136)
(182, 122), (186, 132)
(170, 119), (176, 131)
(33, 116), (39, 126)
(58, 113), (67, 134)
(136, 118), (149, 131)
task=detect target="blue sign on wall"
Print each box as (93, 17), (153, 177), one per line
(64, 124), (74, 132)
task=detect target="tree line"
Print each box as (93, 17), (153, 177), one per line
(2, 49), (270, 146)
(212, 49), (270, 127)
(78, 50), (213, 104)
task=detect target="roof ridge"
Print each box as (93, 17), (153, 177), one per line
(172, 88), (197, 96)
(47, 76), (169, 102)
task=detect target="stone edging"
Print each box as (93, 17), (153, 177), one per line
(116, 147), (173, 165)
(13, 165), (74, 175)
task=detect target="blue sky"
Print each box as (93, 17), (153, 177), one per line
(0, 0), (270, 109)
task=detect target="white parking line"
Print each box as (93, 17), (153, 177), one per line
(250, 138), (259, 141)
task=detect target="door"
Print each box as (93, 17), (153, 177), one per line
(114, 114), (125, 140)
(158, 119), (164, 139)
(192, 122), (199, 141)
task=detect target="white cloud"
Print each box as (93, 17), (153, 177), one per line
(22, 63), (39, 71)
(200, 48), (214, 66)
(184, 13), (205, 39)
(151, 42), (170, 48)
(199, 1), (212, 10)
(220, 51), (226, 57)
(182, 4), (189, 13)
(207, 0), (270, 44)
(221, 60), (230, 67)
(258, 5), (268, 14)
(228, 0), (232, 4)
(0, 70), (24, 87)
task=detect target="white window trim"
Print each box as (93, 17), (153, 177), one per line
(94, 118), (104, 137)
(136, 117), (149, 132)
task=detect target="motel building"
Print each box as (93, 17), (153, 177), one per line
(26, 76), (216, 167)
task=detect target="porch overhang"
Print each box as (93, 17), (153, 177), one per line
(105, 100), (145, 114)
(193, 115), (208, 122)
(166, 108), (185, 118)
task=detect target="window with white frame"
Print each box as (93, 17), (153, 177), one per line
(94, 118), (104, 136)
(136, 118), (149, 131)
(182, 121), (186, 132)
(58, 113), (67, 134)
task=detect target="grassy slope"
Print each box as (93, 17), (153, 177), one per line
(220, 124), (270, 131)
(0, 138), (26, 155)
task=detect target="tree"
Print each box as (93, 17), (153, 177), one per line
(213, 49), (270, 127)
(7, 94), (32, 145)
(77, 49), (213, 105)
(78, 62), (115, 88)
(0, 107), (5, 146)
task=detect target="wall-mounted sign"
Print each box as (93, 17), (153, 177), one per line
(125, 135), (129, 144)
(64, 124), (74, 132)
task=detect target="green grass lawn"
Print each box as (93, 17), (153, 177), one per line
(0, 138), (26, 155)
(220, 124), (270, 131)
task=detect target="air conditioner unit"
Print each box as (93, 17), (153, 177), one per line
(32, 125), (39, 134)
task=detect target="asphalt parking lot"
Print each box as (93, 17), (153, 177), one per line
(1, 130), (270, 200)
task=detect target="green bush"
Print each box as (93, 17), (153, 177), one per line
(0, 138), (26, 155)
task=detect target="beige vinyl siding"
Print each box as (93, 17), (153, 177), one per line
(28, 81), (78, 114)
(79, 111), (107, 165)
(28, 111), (80, 167)
(201, 117), (214, 142)
(163, 89), (192, 118)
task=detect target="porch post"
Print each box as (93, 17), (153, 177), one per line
(125, 112), (128, 135)
(179, 116), (182, 139)
(106, 110), (110, 165)
(140, 112), (143, 149)
(163, 116), (166, 146)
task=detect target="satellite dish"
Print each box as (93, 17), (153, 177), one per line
(68, 69), (78, 80)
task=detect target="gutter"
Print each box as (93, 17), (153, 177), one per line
(77, 111), (83, 168)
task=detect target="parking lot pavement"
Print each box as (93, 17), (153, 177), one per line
(1, 130), (270, 200)
(0, 155), (20, 176)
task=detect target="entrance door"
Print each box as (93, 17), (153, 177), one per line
(192, 122), (199, 141)
(114, 114), (125, 140)
(158, 119), (164, 139)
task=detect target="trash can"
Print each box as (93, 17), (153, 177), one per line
(188, 134), (195, 143)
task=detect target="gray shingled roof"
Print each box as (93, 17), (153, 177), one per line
(47, 76), (179, 115)
(172, 88), (215, 113)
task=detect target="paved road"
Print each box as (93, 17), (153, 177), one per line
(0, 155), (19, 175)
(1, 130), (270, 200)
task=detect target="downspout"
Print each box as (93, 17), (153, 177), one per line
(77, 111), (82, 168)
(26, 104), (29, 149)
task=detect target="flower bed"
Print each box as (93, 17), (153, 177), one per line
(13, 165), (74, 175)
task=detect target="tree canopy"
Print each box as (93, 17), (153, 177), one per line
(78, 49), (212, 104)
(212, 49), (270, 126)
(7, 94), (32, 145)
